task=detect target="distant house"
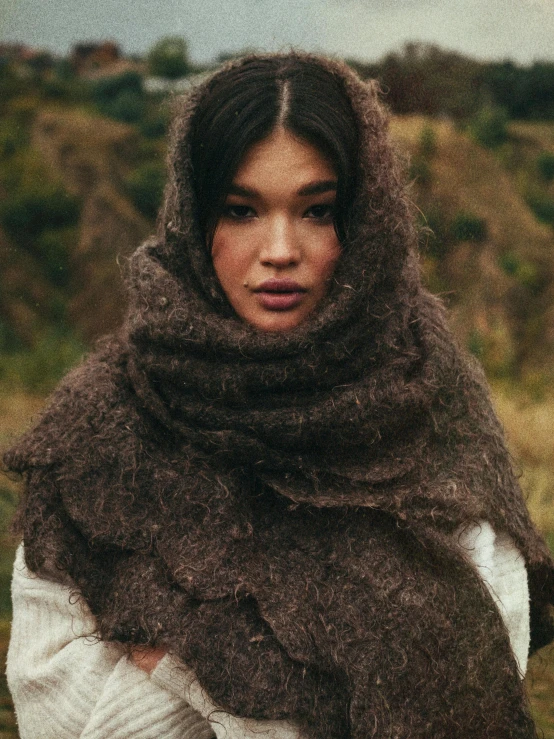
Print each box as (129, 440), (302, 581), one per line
(0, 43), (55, 73)
(71, 41), (121, 76)
(69, 42), (146, 81)
(0, 43), (26, 63)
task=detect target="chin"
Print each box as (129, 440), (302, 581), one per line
(246, 310), (308, 332)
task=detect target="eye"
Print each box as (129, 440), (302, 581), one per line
(304, 203), (335, 220)
(223, 204), (256, 219)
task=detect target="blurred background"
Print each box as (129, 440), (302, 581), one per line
(1, 0), (554, 736)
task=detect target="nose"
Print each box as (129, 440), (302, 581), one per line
(259, 215), (300, 267)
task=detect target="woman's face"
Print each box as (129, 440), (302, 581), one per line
(211, 127), (341, 332)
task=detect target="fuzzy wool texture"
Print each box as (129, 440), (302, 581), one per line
(4, 53), (554, 739)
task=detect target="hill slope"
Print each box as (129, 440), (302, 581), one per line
(390, 116), (554, 380)
(31, 111), (152, 341)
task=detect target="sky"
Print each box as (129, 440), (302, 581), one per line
(1, 0), (554, 65)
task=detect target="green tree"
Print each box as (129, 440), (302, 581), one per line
(526, 193), (554, 225)
(0, 186), (79, 245)
(147, 37), (190, 79)
(450, 211), (487, 242)
(124, 162), (165, 219)
(537, 152), (554, 183)
(469, 106), (508, 149)
(367, 43), (484, 119)
(92, 71), (145, 123)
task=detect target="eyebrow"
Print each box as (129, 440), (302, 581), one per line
(298, 180), (337, 196)
(227, 179), (337, 198)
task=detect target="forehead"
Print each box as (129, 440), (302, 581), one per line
(233, 128), (336, 193)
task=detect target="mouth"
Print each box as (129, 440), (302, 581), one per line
(253, 278), (307, 311)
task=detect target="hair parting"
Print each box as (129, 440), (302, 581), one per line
(188, 55), (360, 250)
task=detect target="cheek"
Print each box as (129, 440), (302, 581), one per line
(211, 230), (247, 293)
(313, 235), (341, 285)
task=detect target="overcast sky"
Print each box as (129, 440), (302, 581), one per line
(1, 0), (553, 64)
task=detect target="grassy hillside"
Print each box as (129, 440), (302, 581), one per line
(31, 110), (155, 342)
(390, 116), (554, 383)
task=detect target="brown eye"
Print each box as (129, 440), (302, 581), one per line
(224, 204), (256, 219)
(305, 204), (335, 220)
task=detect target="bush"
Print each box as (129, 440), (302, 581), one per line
(470, 106), (508, 149)
(498, 251), (520, 276)
(451, 212), (487, 242)
(139, 110), (170, 139)
(468, 329), (485, 359)
(498, 252), (538, 288)
(35, 227), (76, 287)
(124, 162), (165, 220)
(92, 72), (146, 123)
(42, 76), (88, 104)
(419, 207), (449, 258)
(0, 319), (24, 354)
(0, 119), (28, 160)
(0, 329), (85, 394)
(537, 152), (554, 183)
(409, 156), (432, 187)
(93, 71), (143, 103)
(148, 37), (191, 79)
(102, 89), (145, 124)
(0, 186), (80, 245)
(419, 124), (437, 158)
(0, 65), (21, 110)
(526, 193), (554, 225)
(0, 485), (17, 613)
(5, 95), (40, 127)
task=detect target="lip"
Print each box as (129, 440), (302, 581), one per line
(253, 278), (307, 311)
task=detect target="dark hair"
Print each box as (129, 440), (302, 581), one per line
(189, 55), (359, 246)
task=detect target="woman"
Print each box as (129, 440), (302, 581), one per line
(5, 52), (554, 738)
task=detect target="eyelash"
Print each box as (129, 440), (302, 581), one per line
(223, 204), (335, 221)
(305, 204), (335, 220)
(224, 204), (255, 219)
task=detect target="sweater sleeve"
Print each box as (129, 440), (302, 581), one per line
(7, 544), (214, 739)
(151, 655), (302, 739)
(455, 520), (530, 675)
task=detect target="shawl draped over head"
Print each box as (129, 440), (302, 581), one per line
(5, 53), (554, 739)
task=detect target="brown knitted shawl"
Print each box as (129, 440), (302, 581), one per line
(5, 54), (554, 739)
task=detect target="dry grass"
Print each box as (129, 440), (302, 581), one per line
(389, 114), (435, 148)
(391, 115), (553, 255)
(31, 111), (152, 342)
(0, 391), (45, 456)
(510, 122), (554, 153)
(390, 116), (554, 380)
(33, 110), (142, 197)
(492, 387), (554, 535)
(491, 386), (554, 734)
(527, 645), (554, 737)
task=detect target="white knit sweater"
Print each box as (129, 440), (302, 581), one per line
(6, 521), (530, 739)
